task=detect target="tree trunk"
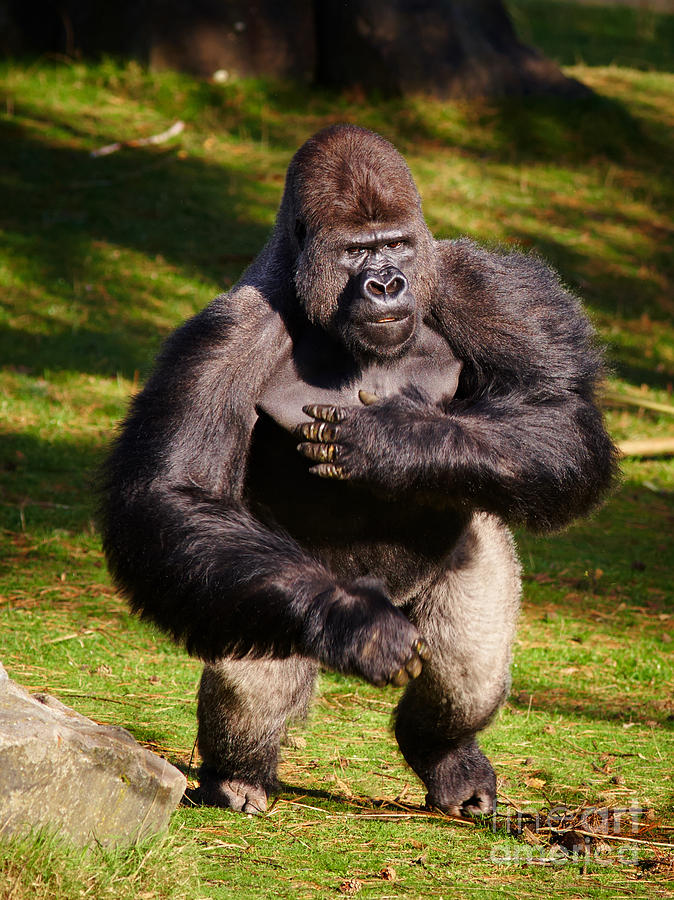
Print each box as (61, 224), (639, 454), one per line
(147, 0), (315, 81)
(3, 0), (588, 98)
(2, 0), (316, 81)
(314, 0), (589, 98)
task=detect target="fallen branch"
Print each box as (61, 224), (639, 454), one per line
(603, 389), (674, 417)
(91, 120), (185, 158)
(618, 437), (674, 458)
(44, 629), (96, 644)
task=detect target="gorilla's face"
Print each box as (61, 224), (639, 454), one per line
(293, 220), (424, 363)
(285, 124), (437, 362)
(334, 226), (419, 359)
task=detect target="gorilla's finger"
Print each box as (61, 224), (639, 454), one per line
(390, 667), (410, 687)
(296, 421), (340, 443)
(414, 638), (432, 661)
(405, 654), (423, 680)
(309, 463), (349, 480)
(297, 442), (339, 463)
(302, 404), (347, 423)
(358, 389), (379, 406)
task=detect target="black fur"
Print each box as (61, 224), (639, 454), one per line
(99, 125), (617, 815)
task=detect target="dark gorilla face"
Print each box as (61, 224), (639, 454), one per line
(277, 125), (439, 362)
(334, 227), (419, 359)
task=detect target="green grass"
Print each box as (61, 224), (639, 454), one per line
(1, 6), (674, 898)
(509, 0), (674, 71)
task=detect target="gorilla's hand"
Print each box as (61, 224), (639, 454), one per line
(295, 403), (351, 479)
(295, 390), (428, 488)
(304, 578), (431, 687)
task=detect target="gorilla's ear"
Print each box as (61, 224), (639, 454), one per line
(294, 219), (307, 251)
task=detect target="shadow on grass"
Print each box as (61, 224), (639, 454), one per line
(1, 69), (672, 382)
(510, 0), (674, 73)
(0, 112), (271, 378)
(181, 781), (433, 816)
(0, 429), (104, 533)
(518, 480), (673, 600)
(509, 687), (674, 728)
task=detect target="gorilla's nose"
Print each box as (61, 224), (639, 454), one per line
(362, 267), (408, 303)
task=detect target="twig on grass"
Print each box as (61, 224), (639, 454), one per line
(90, 120), (185, 158)
(619, 437), (674, 458)
(328, 811), (475, 825)
(47, 689), (143, 707)
(602, 388), (674, 457)
(603, 389), (674, 417)
(45, 629), (96, 644)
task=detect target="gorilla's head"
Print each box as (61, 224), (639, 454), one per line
(277, 125), (438, 361)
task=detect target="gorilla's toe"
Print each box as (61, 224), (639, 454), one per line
(461, 788), (494, 817)
(196, 774), (268, 814)
(420, 739), (497, 818)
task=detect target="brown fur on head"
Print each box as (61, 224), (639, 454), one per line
(276, 125), (438, 329)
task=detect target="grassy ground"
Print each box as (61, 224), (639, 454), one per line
(1, 5), (673, 898)
(510, 0), (674, 71)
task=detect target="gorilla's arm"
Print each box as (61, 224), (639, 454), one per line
(298, 241), (618, 532)
(99, 294), (426, 679)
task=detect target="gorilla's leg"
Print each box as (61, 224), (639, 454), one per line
(197, 655), (318, 813)
(395, 513), (521, 816)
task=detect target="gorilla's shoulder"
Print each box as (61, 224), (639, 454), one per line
(430, 238), (600, 390)
(434, 237), (564, 292)
(162, 285), (288, 363)
(432, 237), (583, 320)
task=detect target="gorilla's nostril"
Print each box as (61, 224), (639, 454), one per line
(368, 281), (385, 296)
(386, 278), (403, 294)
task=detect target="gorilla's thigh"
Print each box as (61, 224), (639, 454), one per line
(395, 513), (521, 813)
(405, 512), (520, 733)
(197, 655), (317, 811)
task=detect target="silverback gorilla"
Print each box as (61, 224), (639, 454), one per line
(100, 125), (617, 816)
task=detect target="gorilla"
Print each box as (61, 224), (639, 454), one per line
(100, 125), (617, 817)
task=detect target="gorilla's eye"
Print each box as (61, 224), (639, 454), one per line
(386, 241), (404, 250)
(346, 246), (365, 256)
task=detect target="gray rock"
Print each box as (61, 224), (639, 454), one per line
(0, 663), (186, 847)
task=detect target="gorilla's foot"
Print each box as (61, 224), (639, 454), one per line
(197, 768), (268, 814)
(398, 731), (496, 816)
(416, 739), (496, 817)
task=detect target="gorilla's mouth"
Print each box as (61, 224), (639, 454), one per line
(370, 313), (411, 325)
(361, 313), (415, 348)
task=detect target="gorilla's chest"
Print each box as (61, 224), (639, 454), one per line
(244, 323), (463, 579)
(255, 321), (461, 432)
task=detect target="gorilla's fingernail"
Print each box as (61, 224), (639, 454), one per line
(414, 639), (432, 660)
(303, 404), (343, 423)
(406, 656), (423, 679)
(310, 463), (348, 480)
(390, 668), (409, 687)
(358, 389), (379, 405)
